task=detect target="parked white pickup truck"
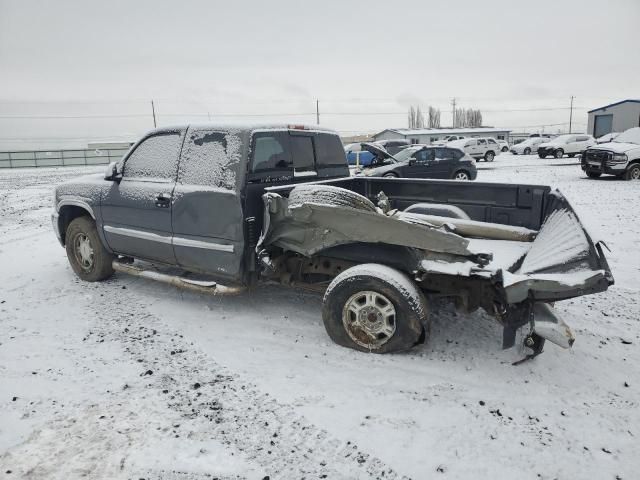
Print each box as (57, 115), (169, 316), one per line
(537, 134), (595, 159)
(582, 127), (640, 180)
(448, 137), (500, 162)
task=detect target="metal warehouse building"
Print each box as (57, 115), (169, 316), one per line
(587, 99), (640, 138)
(373, 127), (511, 145)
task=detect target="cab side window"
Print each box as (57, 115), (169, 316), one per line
(124, 133), (182, 182)
(478, 139), (487, 146)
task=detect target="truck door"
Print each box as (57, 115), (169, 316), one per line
(171, 127), (245, 281)
(101, 130), (184, 264)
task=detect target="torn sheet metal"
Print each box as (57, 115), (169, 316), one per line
(260, 193), (491, 263)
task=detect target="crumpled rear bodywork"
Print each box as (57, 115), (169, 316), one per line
(259, 186), (613, 351)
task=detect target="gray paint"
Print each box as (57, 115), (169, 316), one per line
(587, 100), (640, 137)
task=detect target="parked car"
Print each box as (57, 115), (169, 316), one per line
(581, 127), (640, 180)
(51, 123), (613, 356)
(448, 137), (500, 162)
(345, 140), (410, 166)
(432, 135), (466, 146)
(497, 139), (510, 152)
(354, 143), (477, 180)
(375, 139), (411, 155)
(596, 132), (620, 144)
(537, 134), (595, 159)
(510, 137), (549, 155)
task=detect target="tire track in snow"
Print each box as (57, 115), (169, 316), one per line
(88, 279), (410, 480)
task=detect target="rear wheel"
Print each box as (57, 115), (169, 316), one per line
(501, 146), (508, 152)
(554, 149), (564, 159)
(484, 151), (495, 162)
(538, 153), (547, 159)
(568, 153), (576, 158)
(322, 264), (428, 353)
(453, 170), (470, 181)
(524, 147), (531, 155)
(383, 172), (399, 178)
(586, 171), (601, 179)
(65, 216), (114, 282)
(625, 164), (640, 180)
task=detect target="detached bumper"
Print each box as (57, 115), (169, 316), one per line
(51, 212), (63, 246)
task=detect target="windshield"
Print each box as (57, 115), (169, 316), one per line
(393, 147), (421, 162)
(613, 127), (640, 144)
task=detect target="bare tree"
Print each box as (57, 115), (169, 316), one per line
(428, 106), (441, 128)
(453, 107), (483, 128)
(408, 105), (426, 129)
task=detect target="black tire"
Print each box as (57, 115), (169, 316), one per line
(586, 171), (601, 179)
(554, 149), (564, 159)
(452, 170), (470, 181)
(322, 264), (428, 353)
(65, 216), (114, 282)
(501, 146), (508, 152)
(383, 172), (399, 178)
(625, 163), (640, 181)
(568, 153), (576, 158)
(538, 153), (547, 159)
(524, 147), (531, 155)
(484, 151), (495, 162)
(288, 184), (377, 212)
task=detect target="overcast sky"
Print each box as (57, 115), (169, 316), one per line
(0, 0), (638, 149)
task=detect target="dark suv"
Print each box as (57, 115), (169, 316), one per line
(355, 143), (477, 180)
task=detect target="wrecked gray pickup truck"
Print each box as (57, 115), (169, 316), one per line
(52, 124), (613, 358)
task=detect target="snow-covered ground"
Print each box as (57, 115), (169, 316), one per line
(1, 156), (639, 479)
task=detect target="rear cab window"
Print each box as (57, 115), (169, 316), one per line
(248, 129), (347, 183)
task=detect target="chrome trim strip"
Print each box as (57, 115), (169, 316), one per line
(172, 236), (234, 253)
(103, 225), (172, 245)
(103, 225), (234, 253)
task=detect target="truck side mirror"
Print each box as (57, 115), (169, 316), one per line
(104, 161), (122, 181)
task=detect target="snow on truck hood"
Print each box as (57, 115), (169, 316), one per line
(590, 127), (640, 153)
(589, 142), (640, 154)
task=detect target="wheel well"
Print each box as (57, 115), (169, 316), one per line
(58, 205), (93, 245)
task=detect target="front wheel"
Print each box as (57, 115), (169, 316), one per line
(625, 164), (640, 180)
(554, 149), (564, 159)
(501, 146), (508, 152)
(568, 153), (576, 158)
(586, 171), (601, 179)
(383, 172), (399, 178)
(453, 170), (470, 181)
(322, 264), (428, 353)
(484, 151), (495, 162)
(65, 216), (114, 282)
(524, 147), (531, 155)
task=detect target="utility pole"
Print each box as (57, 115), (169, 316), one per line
(316, 99), (320, 125)
(568, 96), (574, 133)
(451, 98), (457, 128)
(151, 100), (157, 128)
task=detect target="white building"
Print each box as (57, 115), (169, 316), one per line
(373, 127), (511, 145)
(587, 99), (640, 138)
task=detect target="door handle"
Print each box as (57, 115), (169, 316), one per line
(155, 193), (171, 208)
